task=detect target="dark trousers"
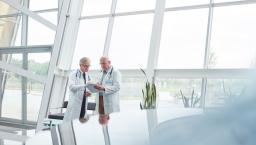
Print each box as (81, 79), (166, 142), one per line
(80, 96), (86, 118)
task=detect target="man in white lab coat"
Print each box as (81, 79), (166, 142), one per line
(63, 57), (91, 122)
(94, 57), (121, 125)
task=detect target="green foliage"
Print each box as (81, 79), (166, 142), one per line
(140, 69), (157, 109)
(10, 59), (49, 76)
(28, 60), (48, 75)
(180, 89), (200, 108)
(5, 58), (48, 90)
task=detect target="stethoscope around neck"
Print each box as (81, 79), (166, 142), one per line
(75, 69), (88, 84)
(75, 69), (83, 78)
(101, 67), (114, 80)
(74, 67), (113, 83)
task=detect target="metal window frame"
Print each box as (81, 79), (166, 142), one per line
(79, 0), (256, 20)
(80, 0), (256, 135)
(145, 0), (166, 135)
(35, 0), (73, 132)
(154, 69), (256, 79)
(36, 0), (85, 132)
(1, 0), (256, 139)
(0, 61), (47, 83)
(0, 46), (52, 84)
(20, 0), (29, 128)
(200, 0), (214, 109)
(0, 8), (58, 19)
(0, 0), (23, 121)
(91, 69), (256, 78)
(103, 0), (117, 56)
(2, 0), (57, 30)
(0, 45), (52, 54)
(0, 117), (36, 128)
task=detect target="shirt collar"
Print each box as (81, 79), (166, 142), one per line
(103, 66), (113, 74)
(79, 69), (86, 74)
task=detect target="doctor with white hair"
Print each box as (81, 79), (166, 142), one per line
(94, 56), (121, 125)
(63, 57), (91, 122)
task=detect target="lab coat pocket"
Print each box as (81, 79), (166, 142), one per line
(105, 79), (113, 85)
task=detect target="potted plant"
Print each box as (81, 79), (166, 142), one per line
(140, 69), (157, 110)
(180, 89), (200, 108)
(139, 69), (158, 134)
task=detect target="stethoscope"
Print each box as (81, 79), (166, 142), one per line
(75, 69), (90, 84)
(100, 67), (114, 81)
(75, 69), (82, 78)
(74, 67), (113, 84)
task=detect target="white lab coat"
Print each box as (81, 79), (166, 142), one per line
(95, 67), (121, 114)
(63, 69), (90, 122)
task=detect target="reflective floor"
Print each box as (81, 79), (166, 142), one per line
(25, 107), (202, 145)
(26, 111), (150, 145)
(0, 95), (203, 145)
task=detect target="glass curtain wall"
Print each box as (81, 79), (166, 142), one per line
(1, 0), (256, 127)
(74, 0), (256, 122)
(0, 0), (57, 125)
(0, 1), (22, 121)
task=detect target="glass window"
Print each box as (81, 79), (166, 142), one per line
(9, 54), (23, 68)
(1, 53), (47, 121)
(72, 18), (108, 70)
(205, 79), (251, 107)
(116, 0), (156, 13)
(0, 53), (49, 74)
(119, 72), (146, 111)
(14, 17), (22, 46)
(29, 0), (58, 10)
(109, 14), (153, 69)
(155, 77), (203, 123)
(0, 17), (20, 47)
(0, 1), (19, 15)
(1, 72), (22, 119)
(28, 12), (57, 45)
(38, 12), (58, 25)
(82, 0), (112, 16)
(27, 79), (43, 121)
(158, 9), (208, 69)
(209, 4), (256, 68)
(28, 53), (50, 75)
(165, 0), (209, 8)
(120, 75), (145, 100)
(155, 77), (202, 108)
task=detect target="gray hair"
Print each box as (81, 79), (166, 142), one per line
(79, 57), (91, 65)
